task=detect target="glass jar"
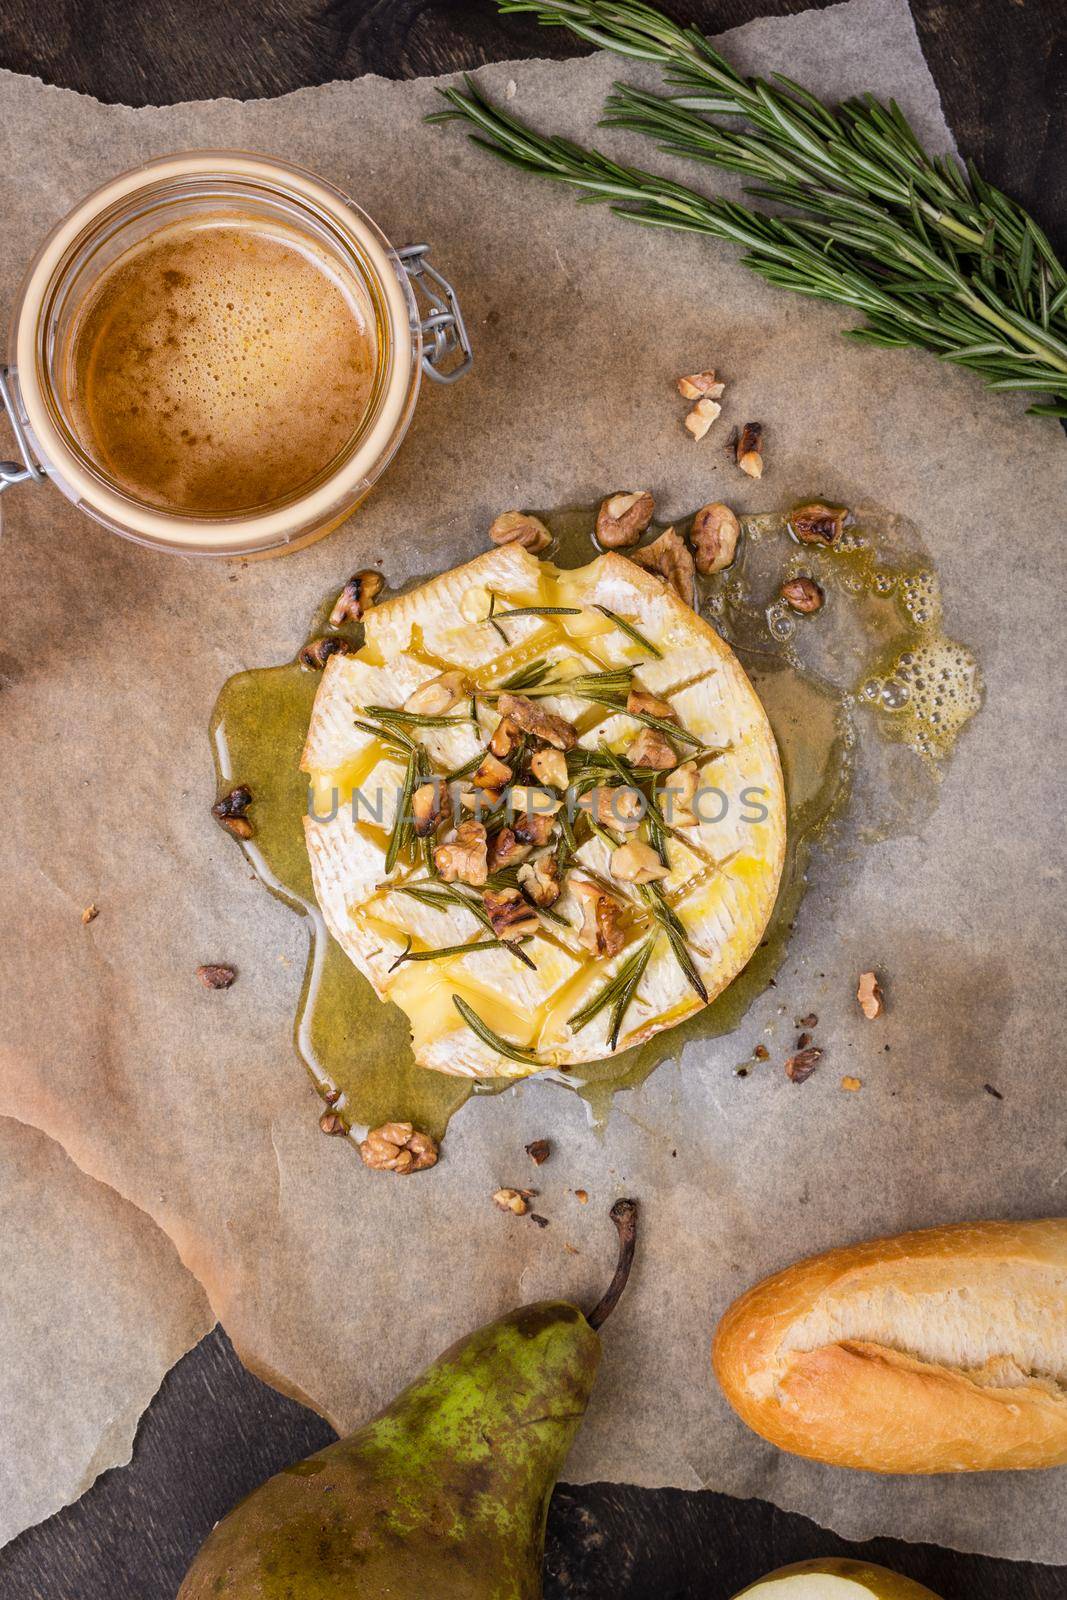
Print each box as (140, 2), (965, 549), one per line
(0, 151), (471, 556)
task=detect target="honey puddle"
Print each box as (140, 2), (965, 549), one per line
(210, 503), (981, 1142)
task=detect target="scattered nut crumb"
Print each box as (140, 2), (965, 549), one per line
(493, 1187), (529, 1215)
(322, 1087), (341, 1106)
(488, 510), (552, 554)
(212, 786), (254, 840)
(789, 502), (847, 547)
(529, 1213), (550, 1228)
(564, 1241), (580, 1255)
(197, 963), (236, 990)
(574, 1189), (589, 1204)
(505, 78), (517, 99)
(798, 1012), (818, 1028)
(684, 397), (721, 440)
(298, 636), (356, 670)
(781, 576), (824, 614)
(734, 422), (764, 478)
(796, 1032), (812, 1049)
(984, 1083), (1004, 1100)
(752, 1043), (769, 1061)
(81, 903), (99, 925)
(840, 1075), (863, 1092)
(676, 370), (724, 402)
(360, 1121), (438, 1173)
(785, 1046), (822, 1083)
(690, 502), (740, 575)
(319, 1111), (348, 1136)
(525, 1139), (551, 1165)
(857, 970), (885, 1019)
(329, 570), (383, 626)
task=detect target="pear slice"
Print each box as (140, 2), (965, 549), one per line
(733, 1558), (943, 1599)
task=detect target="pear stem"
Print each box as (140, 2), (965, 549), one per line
(586, 1197), (638, 1330)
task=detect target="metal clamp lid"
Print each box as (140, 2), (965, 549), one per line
(397, 245), (473, 385)
(0, 367), (47, 495)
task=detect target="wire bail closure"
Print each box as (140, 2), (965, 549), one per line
(0, 366), (47, 495)
(397, 245), (473, 385)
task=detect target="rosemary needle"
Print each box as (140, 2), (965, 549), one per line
(593, 604), (663, 658)
(389, 934), (534, 971)
(453, 995), (543, 1065)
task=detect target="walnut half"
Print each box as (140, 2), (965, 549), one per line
(483, 887), (540, 939)
(434, 820), (489, 885)
(629, 526), (696, 608)
(690, 502), (740, 575)
(573, 880), (627, 958)
(329, 569), (383, 626)
(359, 1122), (438, 1174)
(596, 491), (655, 550)
(488, 510), (552, 554)
(497, 692), (577, 751)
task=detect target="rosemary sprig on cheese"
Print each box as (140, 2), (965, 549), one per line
(593, 603), (662, 658)
(452, 995), (543, 1065)
(569, 933), (655, 1046)
(389, 933), (534, 971)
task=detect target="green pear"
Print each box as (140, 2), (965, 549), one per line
(180, 1199), (637, 1600)
(733, 1558), (944, 1600)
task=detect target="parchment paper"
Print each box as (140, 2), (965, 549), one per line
(1, 0), (1066, 1563)
(0, 1117), (211, 1544)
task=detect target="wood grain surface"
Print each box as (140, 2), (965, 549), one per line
(0, 3), (1064, 1596)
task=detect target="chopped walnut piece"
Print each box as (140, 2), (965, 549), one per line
(513, 810), (556, 848)
(785, 1046), (822, 1083)
(412, 780), (451, 839)
(404, 670), (469, 716)
(596, 490), (655, 550)
(690, 502), (741, 575)
(574, 1188), (589, 1204)
(329, 569), (383, 626)
(488, 827), (532, 871)
(580, 786), (645, 831)
(857, 970), (885, 1019)
(677, 370), (724, 402)
(483, 887), (540, 939)
(434, 820), (488, 885)
(81, 903), (99, 925)
(360, 1121), (438, 1173)
(752, 1043), (770, 1061)
(320, 1111), (348, 1137)
(474, 751), (512, 796)
(627, 685), (678, 723)
(489, 714), (522, 761)
(518, 855), (562, 908)
(798, 1012), (819, 1028)
(493, 1187), (529, 1215)
(734, 421), (764, 479)
(627, 727), (677, 770)
(610, 840), (670, 884)
(212, 785), (254, 840)
(526, 1139), (551, 1165)
(530, 746), (568, 789)
(488, 510), (552, 554)
(781, 576), (824, 614)
(299, 636), (355, 670)
(662, 760), (699, 826)
(197, 963), (237, 990)
(841, 1076), (863, 1092)
(573, 880), (627, 958)
(629, 526), (696, 608)
(510, 785), (563, 818)
(685, 397), (722, 440)
(497, 692), (577, 750)
(789, 502), (847, 546)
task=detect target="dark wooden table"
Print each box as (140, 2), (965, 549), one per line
(1, 4), (1064, 1596)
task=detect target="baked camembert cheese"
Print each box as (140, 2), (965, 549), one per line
(302, 545), (785, 1077)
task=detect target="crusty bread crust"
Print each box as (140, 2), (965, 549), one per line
(712, 1217), (1067, 1473)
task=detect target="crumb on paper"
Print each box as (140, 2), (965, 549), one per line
(197, 963), (236, 990)
(857, 969), (885, 1018)
(525, 1139), (551, 1165)
(752, 1043), (769, 1060)
(574, 1188), (589, 1204)
(841, 1075), (863, 1092)
(798, 1012), (818, 1028)
(493, 1187), (529, 1215)
(564, 1242), (580, 1255)
(676, 370), (724, 402)
(984, 1082), (1004, 1100)
(505, 79), (517, 100)
(528, 1213), (549, 1228)
(786, 1047), (822, 1083)
(797, 1031), (812, 1049)
(684, 397), (721, 440)
(319, 1111), (347, 1136)
(81, 903), (99, 924)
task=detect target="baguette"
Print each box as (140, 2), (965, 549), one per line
(712, 1217), (1067, 1473)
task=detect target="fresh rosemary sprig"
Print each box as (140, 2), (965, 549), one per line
(389, 933), (533, 971)
(453, 995), (543, 1064)
(498, 656), (554, 691)
(353, 716), (415, 754)
(487, 590), (511, 646)
(495, 605), (583, 618)
(579, 686), (704, 747)
(568, 933), (655, 1047)
(385, 745), (428, 875)
(431, 2), (1067, 416)
(593, 603), (662, 658)
(638, 881), (708, 1001)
